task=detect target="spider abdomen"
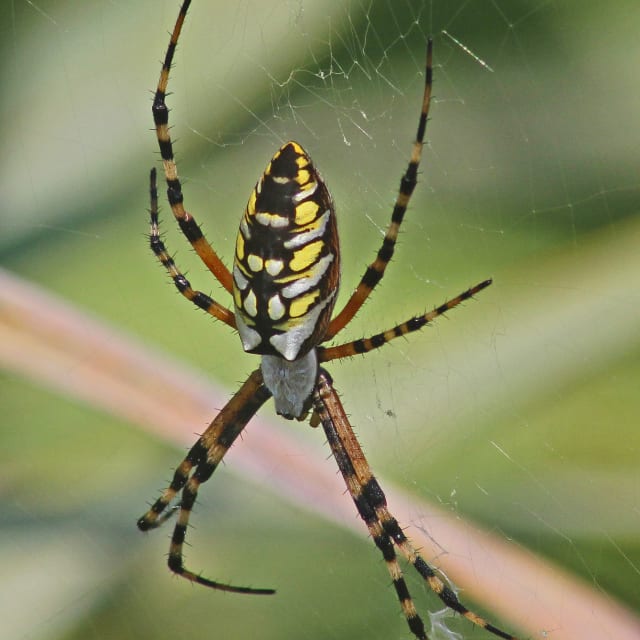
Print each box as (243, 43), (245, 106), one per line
(233, 141), (340, 361)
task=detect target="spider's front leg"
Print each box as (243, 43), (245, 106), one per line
(313, 369), (429, 640)
(313, 369), (520, 640)
(137, 369), (275, 595)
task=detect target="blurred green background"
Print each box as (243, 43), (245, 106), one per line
(2, 1), (639, 639)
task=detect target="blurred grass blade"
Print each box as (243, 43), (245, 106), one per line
(1, 267), (639, 640)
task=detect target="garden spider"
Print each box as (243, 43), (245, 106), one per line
(138, 2), (519, 639)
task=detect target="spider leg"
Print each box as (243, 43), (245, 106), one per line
(324, 39), (433, 341)
(318, 279), (491, 362)
(138, 369), (274, 595)
(149, 168), (236, 327)
(152, 0), (233, 293)
(313, 369), (520, 640)
(313, 370), (428, 640)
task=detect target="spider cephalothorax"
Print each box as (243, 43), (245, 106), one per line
(138, 2), (518, 639)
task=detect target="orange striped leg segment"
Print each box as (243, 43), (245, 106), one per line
(313, 370), (520, 640)
(319, 279), (491, 362)
(313, 370), (428, 639)
(324, 39), (433, 340)
(152, 0), (233, 293)
(137, 369), (274, 594)
(149, 169), (236, 328)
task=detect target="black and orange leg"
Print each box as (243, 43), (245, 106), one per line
(319, 279), (491, 362)
(313, 370), (520, 640)
(313, 370), (429, 639)
(324, 39), (433, 340)
(152, 0), (233, 293)
(138, 369), (274, 594)
(149, 168), (236, 327)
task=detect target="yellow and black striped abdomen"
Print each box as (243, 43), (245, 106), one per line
(233, 141), (340, 361)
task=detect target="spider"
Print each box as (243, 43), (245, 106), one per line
(138, 2), (519, 639)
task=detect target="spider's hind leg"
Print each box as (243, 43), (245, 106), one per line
(324, 39), (433, 341)
(319, 279), (491, 362)
(151, 0), (234, 292)
(148, 168), (236, 328)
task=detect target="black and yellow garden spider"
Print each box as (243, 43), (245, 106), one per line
(138, 2), (518, 639)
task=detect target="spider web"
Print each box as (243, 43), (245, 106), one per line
(1, 1), (639, 640)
